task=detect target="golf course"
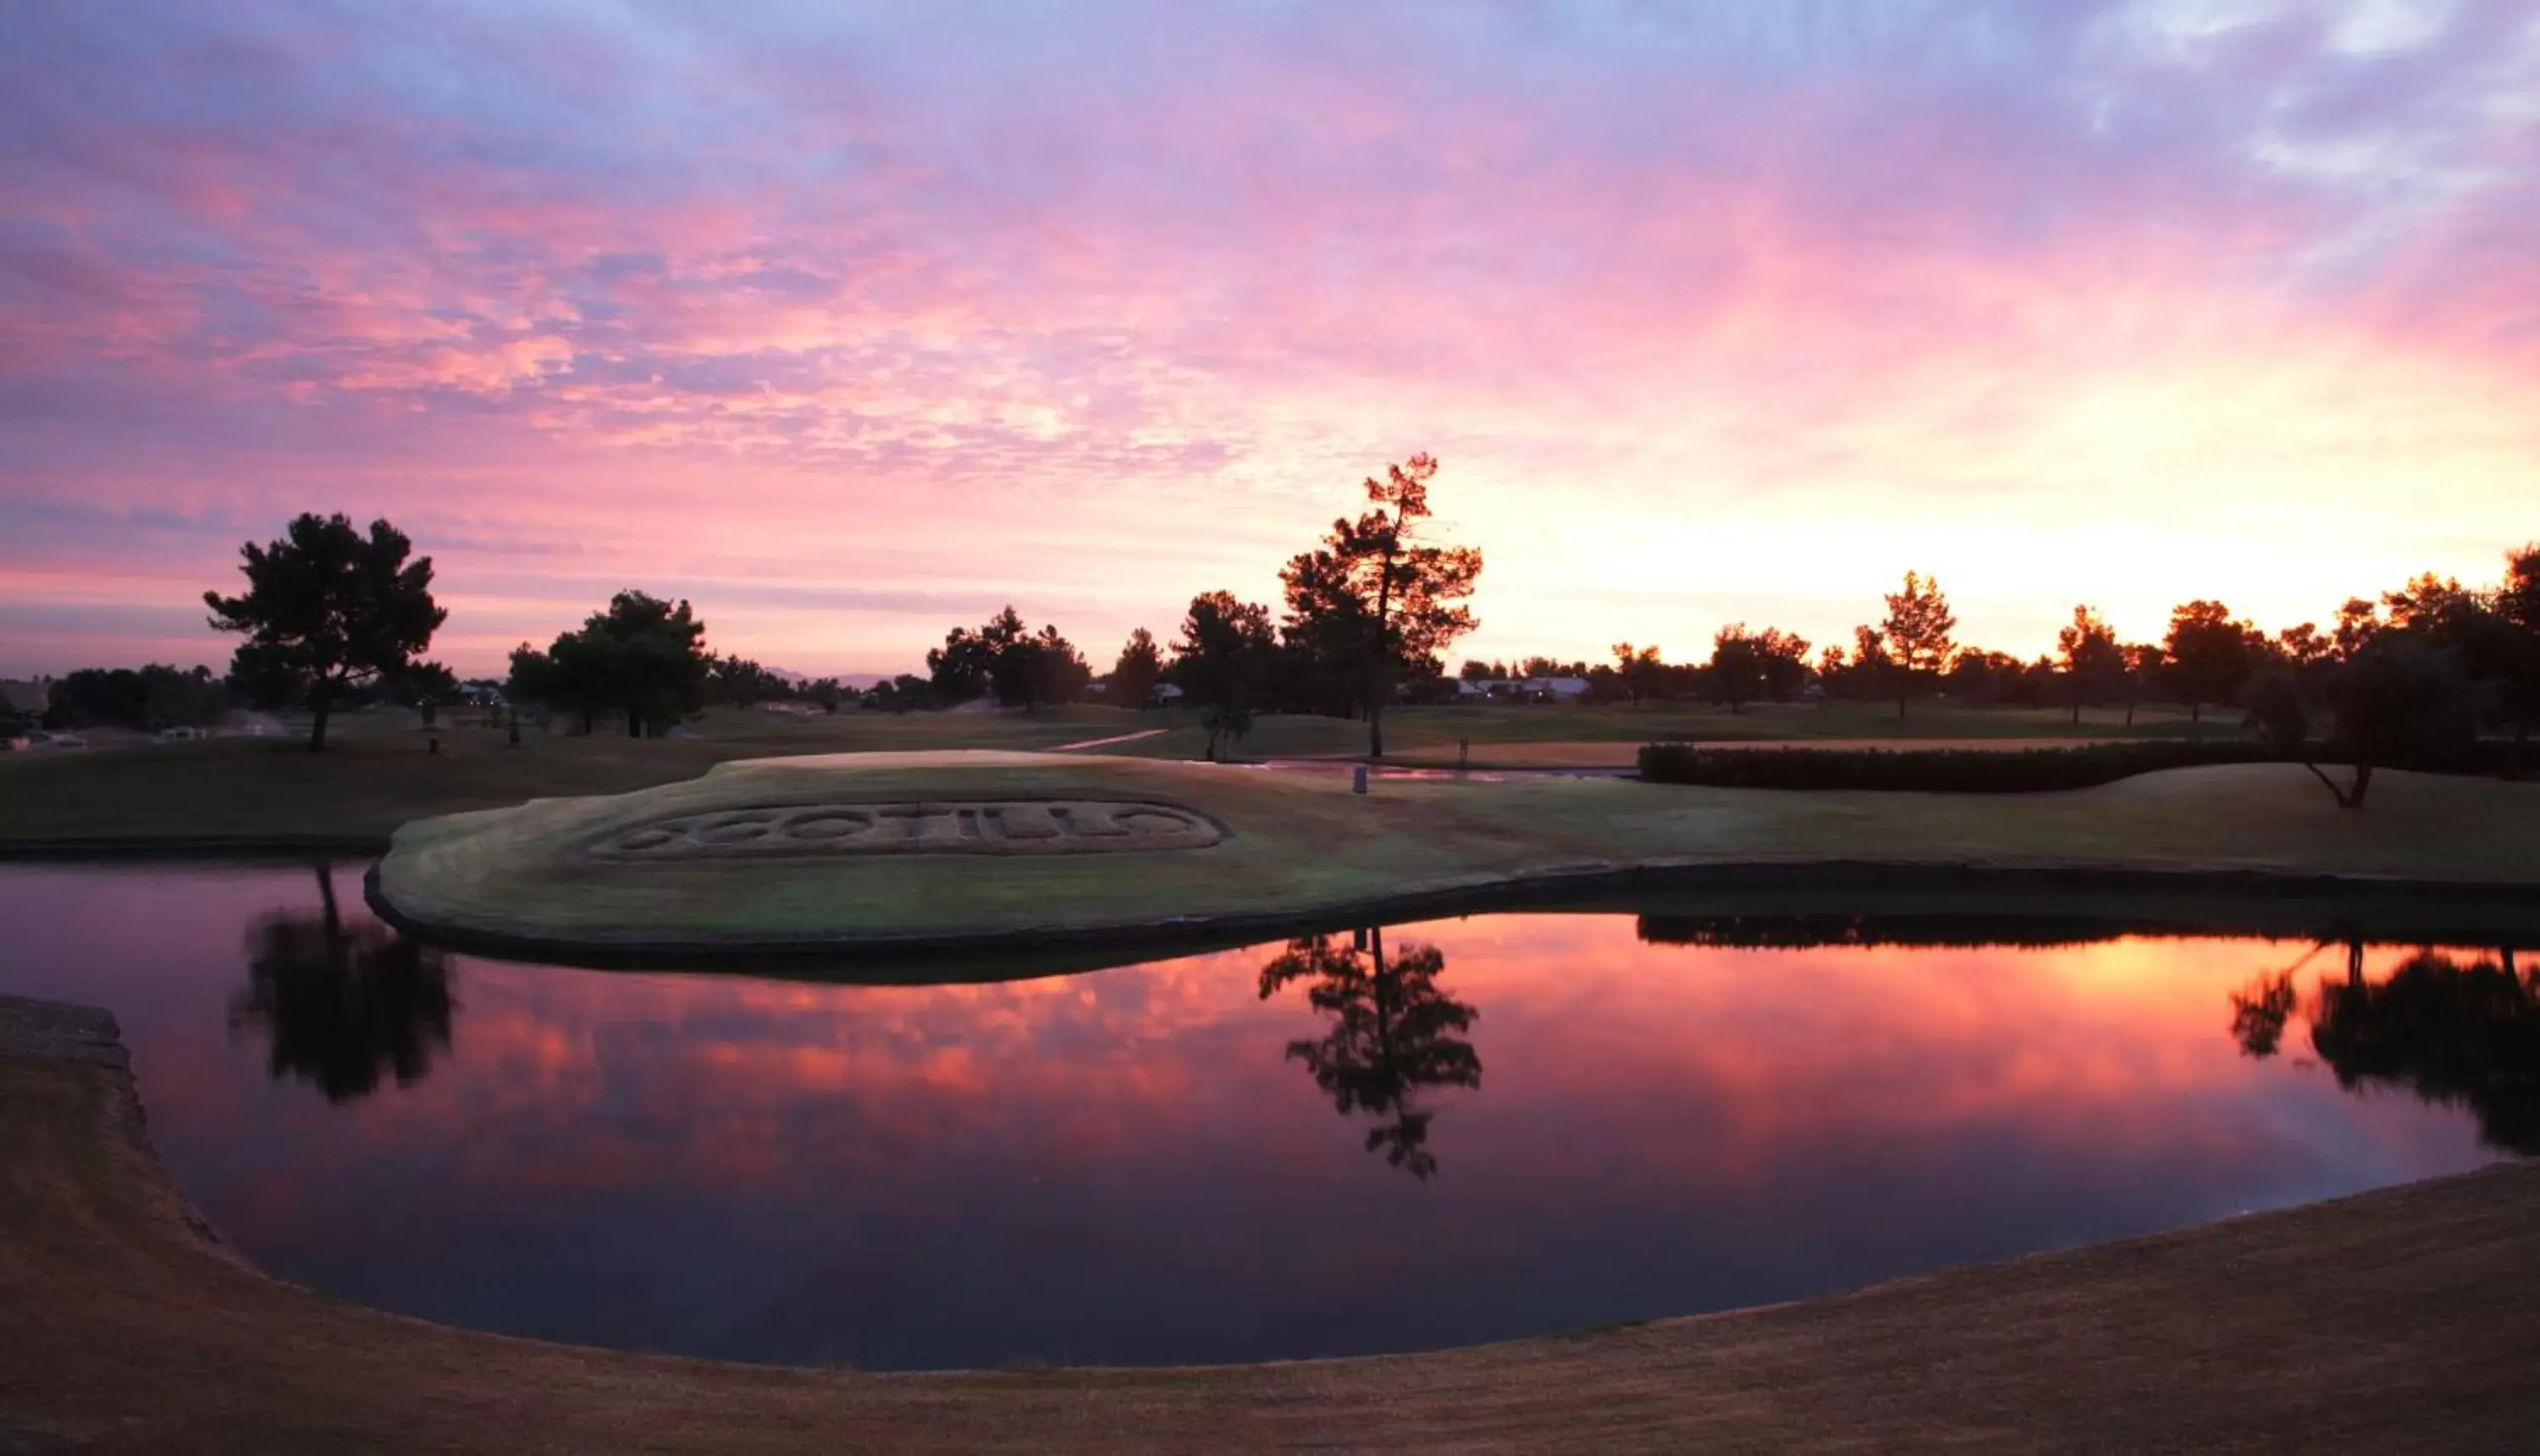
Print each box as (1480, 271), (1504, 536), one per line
(13, 618), (2540, 1456)
(0, 698), (2239, 849)
(368, 747), (2540, 964)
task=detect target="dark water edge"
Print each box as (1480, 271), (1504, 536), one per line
(370, 858), (2540, 983)
(2, 860), (2529, 1371)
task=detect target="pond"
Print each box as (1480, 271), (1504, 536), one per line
(2, 863), (2530, 1371)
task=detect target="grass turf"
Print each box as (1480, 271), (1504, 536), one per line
(372, 751), (2540, 958)
(1, 700), (2235, 847)
(0, 705), (1139, 847)
(1096, 699), (2243, 764)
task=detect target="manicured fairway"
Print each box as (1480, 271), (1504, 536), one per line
(0, 700), (2237, 848)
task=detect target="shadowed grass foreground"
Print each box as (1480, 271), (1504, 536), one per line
(372, 751), (2540, 961)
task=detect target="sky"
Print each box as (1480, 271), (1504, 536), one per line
(3, 0), (2537, 680)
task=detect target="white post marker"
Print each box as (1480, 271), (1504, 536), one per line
(1352, 764), (1369, 795)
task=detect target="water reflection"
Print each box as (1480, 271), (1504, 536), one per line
(1257, 929), (1481, 1179)
(2, 863), (2531, 1371)
(2232, 944), (2540, 1154)
(1638, 913), (2121, 949)
(228, 866), (455, 1102)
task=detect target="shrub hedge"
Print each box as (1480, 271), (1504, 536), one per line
(1631, 738), (2513, 792)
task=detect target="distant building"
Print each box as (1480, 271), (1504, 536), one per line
(1436, 675), (1585, 703)
(1149, 681), (1186, 707)
(0, 677), (52, 718)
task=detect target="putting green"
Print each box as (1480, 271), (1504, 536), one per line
(370, 750), (2540, 964)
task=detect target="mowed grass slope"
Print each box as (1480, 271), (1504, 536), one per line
(1096, 699), (2242, 765)
(0, 704), (1142, 846)
(374, 750), (2540, 954)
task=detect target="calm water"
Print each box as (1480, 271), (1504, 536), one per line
(2, 863), (2527, 1371)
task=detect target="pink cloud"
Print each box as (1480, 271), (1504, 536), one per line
(3, 2), (2537, 675)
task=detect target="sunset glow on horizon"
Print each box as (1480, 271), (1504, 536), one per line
(5, 1), (2537, 678)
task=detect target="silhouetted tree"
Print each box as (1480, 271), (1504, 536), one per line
(708, 654), (795, 707)
(926, 607), (1083, 711)
(2313, 637), (2476, 808)
(1110, 627), (1164, 709)
(1278, 455), (1483, 758)
(1879, 572), (1956, 717)
(2381, 571), (2478, 634)
(2119, 642), (2163, 725)
(48, 665), (231, 731)
(1707, 625), (1808, 716)
(2056, 606), (2123, 724)
(203, 514), (446, 751)
(1258, 929), (1482, 1180)
(2387, 557), (2540, 775)
(980, 607), (1039, 708)
(1943, 648), (2038, 707)
(2162, 600), (2260, 723)
(2499, 544), (2540, 772)
(2326, 597), (2382, 663)
(865, 673), (936, 713)
(1813, 642), (1851, 698)
(513, 591), (712, 736)
(504, 641), (561, 725)
(1274, 553), (1379, 717)
(1706, 627), (1764, 713)
(2240, 667), (2311, 759)
(2275, 622), (2333, 674)
(926, 616), (1002, 704)
(1024, 623), (1091, 710)
(396, 660), (461, 727)
(1749, 627), (1814, 703)
(1826, 626), (1896, 704)
(1171, 591), (1278, 760)
(229, 868), (454, 1102)
(1612, 642), (1665, 704)
(2244, 637), (2472, 810)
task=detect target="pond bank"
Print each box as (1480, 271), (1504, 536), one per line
(3, 993), (2533, 1453)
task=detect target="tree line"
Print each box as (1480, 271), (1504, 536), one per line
(158, 454), (1484, 753)
(863, 455), (1483, 759)
(133, 475), (2538, 764)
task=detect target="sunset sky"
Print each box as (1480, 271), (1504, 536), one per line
(4, 1), (2536, 680)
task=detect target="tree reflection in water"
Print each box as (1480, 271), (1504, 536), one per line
(1258, 928), (1481, 1180)
(229, 866), (455, 1102)
(2231, 944), (2538, 1155)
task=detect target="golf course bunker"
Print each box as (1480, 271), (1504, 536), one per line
(585, 800), (1226, 861)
